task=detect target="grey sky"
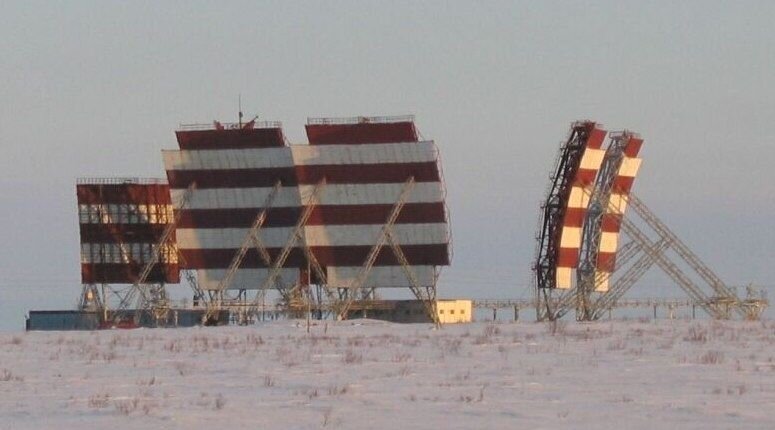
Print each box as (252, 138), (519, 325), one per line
(1, 1), (774, 330)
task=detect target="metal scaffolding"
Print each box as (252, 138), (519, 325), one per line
(534, 123), (766, 321)
(192, 176), (441, 326)
(534, 122), (596, 320)
(82, 183), (197, 327)
(536, 188), (768, 321)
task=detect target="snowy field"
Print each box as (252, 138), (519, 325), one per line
(1, 319), (774, 429)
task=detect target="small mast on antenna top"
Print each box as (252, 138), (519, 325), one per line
(238, 94), (243, 127)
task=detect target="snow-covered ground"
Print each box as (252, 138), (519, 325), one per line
(1, 319), (774, 429)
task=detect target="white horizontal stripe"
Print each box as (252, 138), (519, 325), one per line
(292, 141), (437, 166)
(598, 231), (620, 253)
(172, 182), (444, 209)
(567, 185), (592, 209)
(594, 275), (610, 292)
(617, 157), (642, 178)
(579, 148), (605, 171)
(196, 268), (300, 290)
(162, 141), (437, 171)
(163, 147), (294, 171)
(80, 243), (178, 264)
(606, 193), (629, 215)
(556, 267), (573, 289)
(559, 226), (581, 249)
(327, 266), (437, 288)
(176, 223), (450, 249)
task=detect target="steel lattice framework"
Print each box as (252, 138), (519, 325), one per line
(76, 180), (201, 327)
(534, 121), (767, 321)
(163, 115), (451, 324)
(534, 121), (605, 318)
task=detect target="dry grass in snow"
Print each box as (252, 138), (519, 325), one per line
(1, 319), (775, 429)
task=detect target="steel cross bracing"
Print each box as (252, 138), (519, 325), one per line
(110, 183), (197, 325)
(333, 177), (440, 325)
(536, 184), (759, 321)
(248, 227), (291, 301)
(246, 184), (336, 321)
(575, 132), (629, 320)
(593, 240), (640, 288)
(216, 181), (281, 292)
(617, 215), (725, 317)
(292, 223), (339, 318)
(199, 181), (282, 324)
(387, 229), (440, 325)
(581, 187), (737, 320)
(242, 179), (328, 318)
(589, 238), (669, 320)
(625, 193), (745, 318)
(333, 177), (416, 319)
(550, 238), (644, 320)
(474, 297), (700, 314)
(78, 284), (104, 312)
(534, 123), (593, 292)
(178, 254), (205, 305)
(175, 247), (208, 312)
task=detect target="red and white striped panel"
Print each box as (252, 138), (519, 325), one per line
(556, 125), (607, 289)
(594, 135), (643, 292)
(305, 121), (417, 145)
(77, 182), (179, 284)
(163, 136), (450, 290)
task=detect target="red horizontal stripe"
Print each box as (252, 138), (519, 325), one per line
(613, 176), (636, 193)
(574, 169), (598, 185)
(81, 263), (180, 284)
(80, 224), (174, 243)
(596, 252), (616, 271)
(166, 162), (440, 189)
(586, 128), (607, 150)
(77, 184), (171, 205)
(623, 138), (643, 157)
(175, 129), (286, 150)
(601, 214), (623, 233)
(176, 203), (447, 229)
(179, 244), (450, 269)
(306, 123), (417, 145)
(556, 248), (579, 267)
(562, 207), (586, 228)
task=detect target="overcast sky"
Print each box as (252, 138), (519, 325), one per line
(1, 1), (774, 330)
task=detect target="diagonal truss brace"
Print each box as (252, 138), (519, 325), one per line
(386, 230), (440, 326)
(245, 179), (327, 315)
(551, 239), (643, 320)
(202, 181), (282, 322)
(111, 182), (197, 323)
(333, 177), (416, 319)
(625, 193), (743, 317)
(590, 238), (669, 319)
(619, 216), (725, 318)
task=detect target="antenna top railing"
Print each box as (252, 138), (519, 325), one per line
(178, 121), (282, 131)
(76, 177), (168, 185)
(307, 115), (415, 125)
